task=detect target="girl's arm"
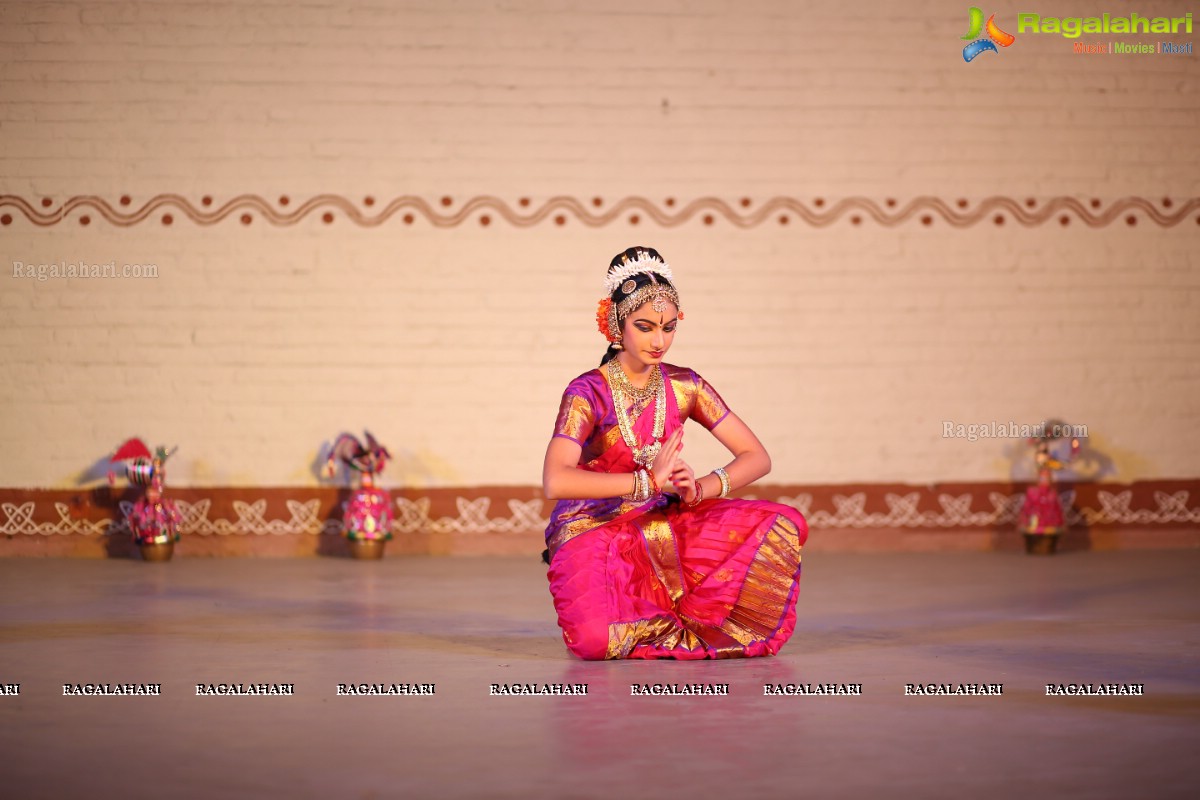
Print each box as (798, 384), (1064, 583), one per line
(542, 428), (683, 500)
(694, 412), (771, 498)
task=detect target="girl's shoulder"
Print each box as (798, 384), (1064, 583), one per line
(662, 363), (731, 428)
(662, 362), (704, 386)
(561, 368), (606, 398)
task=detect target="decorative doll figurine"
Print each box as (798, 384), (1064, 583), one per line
(109, 438), (182, 561)
(1018, 422), (1081, 554)
(324, 431), (394, 559)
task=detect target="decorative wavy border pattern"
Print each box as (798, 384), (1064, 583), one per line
(2, 484), (1197, 538)
(2, 194), (1198, 229)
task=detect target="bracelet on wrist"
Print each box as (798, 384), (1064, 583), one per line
(685, 477), (705, 507)
(624, 468), (655, 502)
(646, 469), (661, 496)
(713, 467), (731, 499)
(623, 469), (641, 501)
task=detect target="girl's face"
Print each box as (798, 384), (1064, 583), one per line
(620, 300), (679, 365)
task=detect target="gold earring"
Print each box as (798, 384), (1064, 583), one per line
(612, 339), (623, 351)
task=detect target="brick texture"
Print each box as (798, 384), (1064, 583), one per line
(1, 0), (1198, 488)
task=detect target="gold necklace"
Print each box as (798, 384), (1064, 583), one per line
(605, 360), (666, 468)
(607, 358), (661, 402)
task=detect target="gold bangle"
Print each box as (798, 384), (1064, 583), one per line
(623, 469), (641, 501)
(713, 467), (731, 499)
(625, 468), (654, 502)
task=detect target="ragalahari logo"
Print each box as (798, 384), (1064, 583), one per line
(962, 7), (1016, 61)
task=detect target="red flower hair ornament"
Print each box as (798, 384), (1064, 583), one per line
(596, 297), (617, 341)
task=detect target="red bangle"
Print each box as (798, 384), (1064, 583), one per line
(645, 468), (660, 496)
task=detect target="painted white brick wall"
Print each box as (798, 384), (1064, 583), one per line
(1, 0), (1198, 487)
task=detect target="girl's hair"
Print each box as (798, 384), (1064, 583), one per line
(599, 246), (676, 366)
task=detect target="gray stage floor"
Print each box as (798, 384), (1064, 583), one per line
(1, 551), (1197, 800)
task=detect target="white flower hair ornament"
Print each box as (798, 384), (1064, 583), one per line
(603, 253), (675, 295)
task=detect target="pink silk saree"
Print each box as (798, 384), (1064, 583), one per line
(545, 363), (808, 660)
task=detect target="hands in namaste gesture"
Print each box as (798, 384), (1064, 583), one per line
(650, 428), (700, 505)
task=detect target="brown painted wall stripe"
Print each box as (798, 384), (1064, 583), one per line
(1, 480), (1196, 536)
(3, 482), (1196, 556)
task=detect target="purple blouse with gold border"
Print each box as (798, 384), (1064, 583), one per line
(545, 363), (732, 553)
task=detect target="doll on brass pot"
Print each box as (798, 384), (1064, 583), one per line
(109, 438), (182, 558)
(323, 430), (394, 555)
(1018, 421), (1081, 540)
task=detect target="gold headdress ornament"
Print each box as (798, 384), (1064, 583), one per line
(596, 252), (683, 342)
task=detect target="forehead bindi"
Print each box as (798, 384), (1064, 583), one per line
(631, 301), (678, 326)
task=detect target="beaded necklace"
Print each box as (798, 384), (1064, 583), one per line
(605, 359), (666, 469)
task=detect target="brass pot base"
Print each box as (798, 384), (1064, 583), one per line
(347, 539), (386, 559)
(139, 541), (175, 562)
(1023, 533), (1059, 555)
